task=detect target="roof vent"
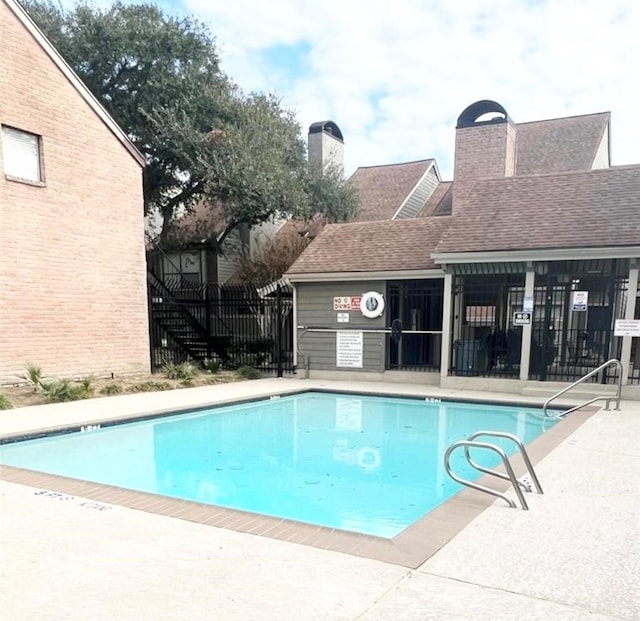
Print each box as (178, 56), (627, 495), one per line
(457, 100), (509, 129)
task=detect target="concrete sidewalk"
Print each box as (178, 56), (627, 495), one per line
(1, 379), (638, 620)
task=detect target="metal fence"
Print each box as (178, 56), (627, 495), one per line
(386, 280), (443, 371)
(148, 274), (293, 375)
(450, 273), (525, 378)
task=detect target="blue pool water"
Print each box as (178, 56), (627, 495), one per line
(0, 392), (557, 537)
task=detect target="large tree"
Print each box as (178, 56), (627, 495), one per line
(24, 1), (358, 247)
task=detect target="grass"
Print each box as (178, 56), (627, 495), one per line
(0, 393), (13, 410)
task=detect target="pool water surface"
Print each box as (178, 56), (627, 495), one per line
(0, 391), (557, 537)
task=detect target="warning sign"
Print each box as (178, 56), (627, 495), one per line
(513, 311), (532, 326)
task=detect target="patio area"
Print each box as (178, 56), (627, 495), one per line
(1, 378), (638, 620)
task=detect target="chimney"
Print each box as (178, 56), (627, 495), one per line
(308, 120), (344, 174)
(453, 100), (517, 181)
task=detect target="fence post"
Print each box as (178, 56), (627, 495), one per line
(205, 284), (212, 360)
(276, 283), (283, 378)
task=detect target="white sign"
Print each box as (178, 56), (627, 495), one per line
(333, 296), (362, 311)
(523, 296), (534, 313)
(614, 319), (640, 337)
(337, 313), (349, 323)
(513, 311), (532, 326)
(572, 291), (588, 312)
(336, 331), (363, 368)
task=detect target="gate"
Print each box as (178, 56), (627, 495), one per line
(530, 260), (628, 383)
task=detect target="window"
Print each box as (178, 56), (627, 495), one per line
(1, 126), (43, 183)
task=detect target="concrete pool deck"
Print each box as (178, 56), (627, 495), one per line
(1, 378), (638, 620)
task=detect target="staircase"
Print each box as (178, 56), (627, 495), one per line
(147, 272), (230, 364)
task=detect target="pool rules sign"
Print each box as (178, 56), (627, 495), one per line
(336, 331), (363, 368)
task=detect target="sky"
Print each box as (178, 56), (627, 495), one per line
(66, 0), (639, 178)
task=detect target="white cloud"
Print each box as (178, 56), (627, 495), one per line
(183, 0), (639, 177)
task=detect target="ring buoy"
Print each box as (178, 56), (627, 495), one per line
(360, 291), (385, 318)
(357, 447), (381, 470)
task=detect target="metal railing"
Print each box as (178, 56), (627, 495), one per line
(444, 431), (543, 510)
(543, 359), (623, 418)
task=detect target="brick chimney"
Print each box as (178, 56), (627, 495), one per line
(453, 100), (517, 181)
(308, 120), (344, 174)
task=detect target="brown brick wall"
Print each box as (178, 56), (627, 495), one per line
(452, 121), (518, 215)
(453, 122), (518, 182)
(0, 1), (150, 382)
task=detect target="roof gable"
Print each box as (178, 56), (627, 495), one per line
(3, 0), (145, 167)
(349, 159), (434, 221)
(515, 112), (609, 175)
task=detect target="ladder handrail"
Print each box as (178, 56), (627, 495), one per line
(444, 440), (529, 510)
(465, 431), (543, 494)
(543, 358), (623, 417)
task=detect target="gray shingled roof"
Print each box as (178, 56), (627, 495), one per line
(435, 165), (640, 255)
(349, 159), (434, 221)
(287, 217), (451, 274)
(515, 112), (609, 175)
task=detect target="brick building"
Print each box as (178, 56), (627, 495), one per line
(287, 101), (640, 395)
(0, 0), (150, 381)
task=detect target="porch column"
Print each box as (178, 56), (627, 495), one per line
(292, 282), (299, 369)
(519, 268), (535, 380)
(620, 266), (639, 385)
(440, 273), (453, 379)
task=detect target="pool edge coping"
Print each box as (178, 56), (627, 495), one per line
(0, 389), (601, 568)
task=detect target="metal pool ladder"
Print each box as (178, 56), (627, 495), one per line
(444, 431), (543, 510)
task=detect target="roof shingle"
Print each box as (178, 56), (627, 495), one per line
(435, 165), (640, 255)
(349, 159), (434, 221)
(515, 112), (609, 175)
(287, 217), (451, 274)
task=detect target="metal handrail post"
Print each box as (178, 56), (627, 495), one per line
(444, 441), (529, 510)
(465, 431), (543, 494)
(543, 359), (623, 417)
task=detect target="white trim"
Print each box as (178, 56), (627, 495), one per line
(4, 0), (146, 168)
(286, 269), (445, 283)
(390, 161), (436, 220)
(432, 246), (640, 264)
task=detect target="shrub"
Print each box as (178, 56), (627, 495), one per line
(236, 366), (262, 380)
(40, 377), (93, 403)
(130, 381), (172, 393)
(100, 384), (123, 396)
(0, 393), (13, 410)
(202, 358), (221, 374)
(162, 360), (197, 381)
(22, 364), (43, 391)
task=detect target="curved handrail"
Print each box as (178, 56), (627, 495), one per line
(465, 431), (543, 494)
(543, 359), (623, 418)
(444, 440), (529, 510)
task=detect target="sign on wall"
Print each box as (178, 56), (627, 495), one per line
(572, 291), (588, 312)
(512, 311), (532, 326)
(614, 319), (640, 337)
(336, 331), (363, 368)
(337, 313), (349, 323)
(333, 296), (362, 311)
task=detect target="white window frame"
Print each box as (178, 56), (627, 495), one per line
(1, 125), (44, 184)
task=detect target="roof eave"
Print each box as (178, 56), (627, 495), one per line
(285, 268), (445, 283)
(432, 246), (640, 264)
(6, 0), (146, 168)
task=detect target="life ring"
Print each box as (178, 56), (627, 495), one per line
(357, 447), (381, 470)
(360, 291), (385, 318)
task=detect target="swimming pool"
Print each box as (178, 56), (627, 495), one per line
(0, 391), (557, 537)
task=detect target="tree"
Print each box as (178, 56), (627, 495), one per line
(25, 1), (359, 247)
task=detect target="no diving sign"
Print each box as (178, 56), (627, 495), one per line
(513, 311), (532, 326)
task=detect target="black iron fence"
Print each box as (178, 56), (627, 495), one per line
(450, 273), (525, 378)
(148, 273), (293, 375)
(386, 280), (443, 371)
